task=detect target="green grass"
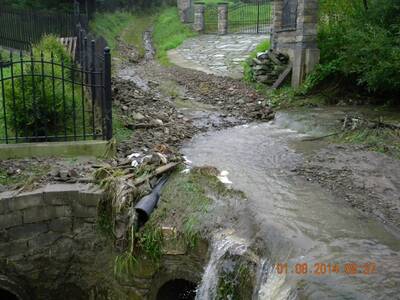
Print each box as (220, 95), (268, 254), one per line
(113, 108), (133, 142)
(90, 11), (136, 52)
(332, 127), (400, 159)
(0, 36), (94, 144)
(90, 11), (156, 59)
(0, 164), (50, 187)
(153, 7), (197, 65)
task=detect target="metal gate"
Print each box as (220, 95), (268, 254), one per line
(205, 0), (273, 34)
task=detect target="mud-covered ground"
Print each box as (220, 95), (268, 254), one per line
(295, 143), (400, 234)
(114, 59), (274, 159)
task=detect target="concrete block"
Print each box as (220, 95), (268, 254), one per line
(49, 217), (73, 233)
(0, 211), (23, 229)
(8, 190), (44, 211)
(43, 184), (81, 205)
(7, 223), (48, 240)
(23, 206), (72, 224)
(0, 239), (29, 257)
(78, 188), (102, 207)
(27, 231), (62, 249)
(0, 140), (111, 160)
(73, 203), (98, 218)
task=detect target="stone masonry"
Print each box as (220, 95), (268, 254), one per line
(272, 0), (320, 87)
(193, 2), (205, 32)
(177, 0), (193, 23)
(0, 184), (209, 300)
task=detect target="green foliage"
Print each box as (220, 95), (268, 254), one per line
(216, 263), (252, 300)
(114, 252), (137, 277)
(333, 126), (400, 159)
(0, 35), (80, 139)
(0, 0), (74, 12)
(90, 11), (136, 52)
(152, 7), (197, 65)
(311, 0), (400, 97)
(136, 226), (163, 262)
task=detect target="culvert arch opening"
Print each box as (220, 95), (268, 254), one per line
(156, 279), (197, 300)
(0, 288), (19, 300)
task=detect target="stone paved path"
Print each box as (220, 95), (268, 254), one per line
(168, 34), (269, 79)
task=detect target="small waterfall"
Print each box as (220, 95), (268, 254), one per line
(195, 232), (248, 300)
(256, 262), (295, 300)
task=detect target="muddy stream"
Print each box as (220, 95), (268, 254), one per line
(114, 33), (400, 299)
(183, 110), (400, 300)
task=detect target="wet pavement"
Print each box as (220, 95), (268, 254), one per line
(168, 34), (269, 79)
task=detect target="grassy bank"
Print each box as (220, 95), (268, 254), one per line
(152, 7), (197, 65)
(90, 7), (196, 65)
(90, 11), (156, 58)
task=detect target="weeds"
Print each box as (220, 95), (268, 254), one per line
(152, 7), (197, 65)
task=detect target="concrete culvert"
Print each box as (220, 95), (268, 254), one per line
(0, 288), (19, 300)
(0, 276), (29, 300)
(156, 279), (197, 300)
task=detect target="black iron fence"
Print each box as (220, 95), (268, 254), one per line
(0, 45), (112, 144)
(204, 0), (273, 34)
(0, 6), (88, 50)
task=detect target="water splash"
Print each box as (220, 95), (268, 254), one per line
(196, 232), (248, 300)
(256, 262), (294, 300)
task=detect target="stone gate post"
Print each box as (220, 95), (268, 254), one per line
(292, 0), (320, 87)
(194, 2), (205, 32)
(218, 3), (228, 35)
(272, 0), (320, 88)
(177, 0), (193, 23)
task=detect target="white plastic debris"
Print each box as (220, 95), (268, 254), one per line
(127, 153), (141, 159)
(156, 152), (168, 165)
(131, 160), (139, 168)
(182, 156), (192, 165)
(218, 170), (232, 184)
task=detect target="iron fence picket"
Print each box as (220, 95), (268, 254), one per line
(0, 6), (88, 51)
(0, 47), (112, 144)
(204, 0), (272, 34)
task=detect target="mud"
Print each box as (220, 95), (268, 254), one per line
(114, 58), (274, 159)
(295, 143), (400, 234)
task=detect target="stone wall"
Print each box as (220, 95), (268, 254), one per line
(0, 185), (208, 300)
(0, 184), (116, 299)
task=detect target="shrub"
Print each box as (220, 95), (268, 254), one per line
(1, 35), (77, 139)
(309, 0), (400, 98)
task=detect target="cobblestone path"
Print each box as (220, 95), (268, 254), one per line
(168, 34), (269, 79)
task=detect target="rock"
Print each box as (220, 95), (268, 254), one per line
(132, 112), (145, 121)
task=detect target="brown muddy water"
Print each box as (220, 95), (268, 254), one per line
(183, 108), (400, 300)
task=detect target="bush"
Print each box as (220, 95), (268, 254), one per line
(310, 0), (400, 98)
(1, 35), (77, 139)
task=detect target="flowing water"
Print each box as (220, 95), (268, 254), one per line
(196, 232), (249, 299)
(182, 109), (400, 300)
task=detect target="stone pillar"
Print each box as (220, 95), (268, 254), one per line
(218, 3), (228, 35)
(177, 0), (192, 23)
(271, 0), (284, 49)
(291, 0), (319, 88)
(193, 2), (205, 33)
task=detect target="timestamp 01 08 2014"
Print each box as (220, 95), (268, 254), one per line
(275, 262), (377, 276)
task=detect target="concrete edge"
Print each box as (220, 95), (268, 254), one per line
(0, 140), (112, 159)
